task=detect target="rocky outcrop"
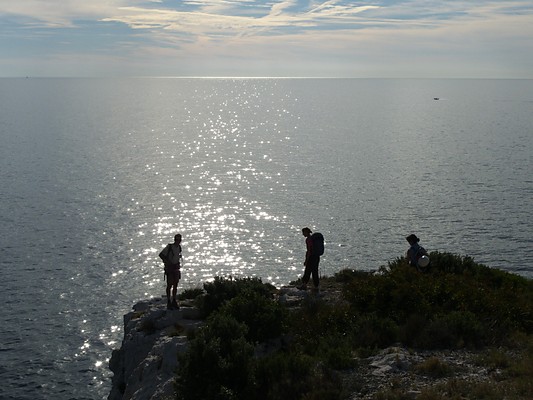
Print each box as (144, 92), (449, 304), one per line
(107, 288), (311, 399)
(347, 346), (498, 399)
(109, 289), (501, 400)
(108, 298), (203, 400)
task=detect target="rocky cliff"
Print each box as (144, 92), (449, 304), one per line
(108, 286), (517, 400)
(108, 298), (203, 400)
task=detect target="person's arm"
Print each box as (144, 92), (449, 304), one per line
(406, 248), (412, 264)
(159, 245), (169, 263)
(304, 238), (312, 265)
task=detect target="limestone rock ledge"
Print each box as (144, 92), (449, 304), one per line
(108, 298), (203, 400)
(108, 289), (499, 400)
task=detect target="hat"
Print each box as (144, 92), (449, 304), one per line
(406, 234), (420, 243)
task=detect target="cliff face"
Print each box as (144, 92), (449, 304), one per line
(108, 284), (519, 400)
(108, 298), (203, 400)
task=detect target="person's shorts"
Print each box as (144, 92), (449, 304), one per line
(165, 266), (181, 284)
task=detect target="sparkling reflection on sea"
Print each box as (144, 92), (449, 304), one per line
(0, 78), (531, 399)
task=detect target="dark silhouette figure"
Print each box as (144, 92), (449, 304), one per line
(405, 234), (429, 270)
(159, 234), (182, 310)
(299, 227), (321, 291)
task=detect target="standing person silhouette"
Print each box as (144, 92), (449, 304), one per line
(405, 234), (428, 270)
(159, 234), (182, 310)
(299, 227), (321, 291)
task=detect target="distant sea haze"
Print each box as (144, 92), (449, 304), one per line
(0, 78), (531, 399)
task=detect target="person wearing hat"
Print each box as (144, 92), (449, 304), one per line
(405, 234), (428, 269)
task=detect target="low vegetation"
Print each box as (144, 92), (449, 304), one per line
(174, 252), (532, 400)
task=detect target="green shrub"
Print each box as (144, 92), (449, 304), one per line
(475, 348), (511, 370)
(178, 287), (204, 301)
(398, 313), (428, 346)
(289, 300), (358, 368)
(197, 276), (275, 317)
(289, 299), (359, 359)
(342, 265), (433, 323)
(175, 254), (532, 399)
(415, 311), (485, 349)
(176, 313), (254, 400)
(252, 353), (342, 400)
(352, 314), (398, 349)
(414, 357), (453, 378)
(342, 252), (532, 349)
(334, 268), (367, 283)
(218, 289), (287, 343)
(319, 336), (357, 369)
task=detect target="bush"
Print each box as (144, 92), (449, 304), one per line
(176, 255), (532, 399)
(219, 289), (286, 343)
(177, 277), (292, 400)
(415, 311), (484, 349)
(342, 265), (433, 323)
(352, 314), (398, 349)
(197, 276), (275, 317)
(341, 253), (533, 349)
(176, 313), (255, 400)
(253, 353), (343, 400)
(414, 357), (453, 378)
(178, 287), (204, 301)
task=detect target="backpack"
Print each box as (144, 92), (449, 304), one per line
(310, 232), (325, 256)
(412, 245), (429, 269)
(160, 244), (181, 267)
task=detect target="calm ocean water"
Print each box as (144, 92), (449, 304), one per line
(0, 78), (531, 399)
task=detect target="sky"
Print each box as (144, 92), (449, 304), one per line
(1, 0), (532, 78)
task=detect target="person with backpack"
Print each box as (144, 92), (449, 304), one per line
(159, 233), (183, 310)
(299, 227), (324, 291)
(405, 234), (429, 271)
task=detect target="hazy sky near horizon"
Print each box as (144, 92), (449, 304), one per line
(1, 0), (532, 78)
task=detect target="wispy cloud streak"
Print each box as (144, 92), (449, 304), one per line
(1, 0), (532, 77)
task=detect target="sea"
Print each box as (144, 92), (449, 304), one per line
(0, 78), (531, 399)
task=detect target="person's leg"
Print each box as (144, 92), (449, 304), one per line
(299, 265), (311, 289)
(312, 265), (319, 288)
(171, 275), (180, 309)
(311, 258), (320, 288)
(172, 282), (178, 302)
(302, 266), (311, 284)
(166, 281), (172, 309)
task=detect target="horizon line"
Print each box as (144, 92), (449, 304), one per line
(2, 76), (533, 80)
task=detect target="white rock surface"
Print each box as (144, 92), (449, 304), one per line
(369, 347), (411, 376)
(108, 297), (203, 400)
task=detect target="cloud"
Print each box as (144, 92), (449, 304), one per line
(96, 0), (384, 46)
(91, 1), (532, 54)
(1, 0), (532, 77)
(3, 0), (531, 37)
(1, 1), (111, 27)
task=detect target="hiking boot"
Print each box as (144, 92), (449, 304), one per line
(296, 284), (307, 291)
(167, 301), (173, 310)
